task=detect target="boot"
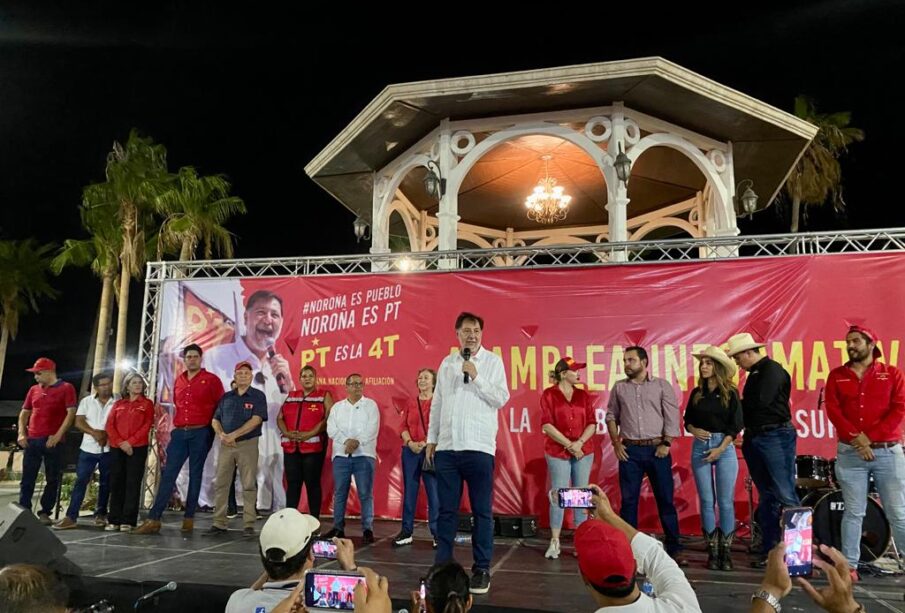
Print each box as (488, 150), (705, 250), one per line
(719, 530), (735, 571)
(132, 519), (162, 535)
(704, 529), (720, 570)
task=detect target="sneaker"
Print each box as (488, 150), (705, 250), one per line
(203, 526), (228, 536)
(105, 524), (120, 532)
(392, 530), (413, 547)
(469, 570), (491, 595)
(53, 517), (78, 531)
(226, 508), (238, 519)
(432, 538), (438, 550)
(255, 508), (268, 520)
(94, 515), (108, 527)
(120, 525), (133, 533)
(197, 505), (214, 513)
(544, 538), (560, 560)
(243, 527), (255, 537)
(362, 529), (375, 544)
(322, 528), (345, 539)
(37, 513), (53, 526)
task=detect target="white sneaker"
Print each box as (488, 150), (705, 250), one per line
(120, 525), (133, 533)
(105, 524), (120, 532)
(544, 539), (561, 559)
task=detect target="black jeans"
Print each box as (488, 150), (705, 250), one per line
(108, 447), (149, 527)
(284, 451), (324, 517)
(618, 445), (682, 554)
(19, 437), (63, 515)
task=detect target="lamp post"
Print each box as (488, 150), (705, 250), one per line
(423, 159), (446, 199)
(735, 179), (758, 219)
(353, 216), (370, 242)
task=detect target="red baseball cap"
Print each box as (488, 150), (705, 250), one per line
(575, 519), (636, 589)
(847, 325), (882, 359)
(555, 356), (586, 373)
(26, 357), (57, 373)
(234, 361), (254, 372)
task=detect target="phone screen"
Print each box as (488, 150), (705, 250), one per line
(782, 507), (814, 577)
(304, 571), (365, 610)
(418, 579), (427, 613)
(557, 487), (594, 509)
(312, 539), (338, 559)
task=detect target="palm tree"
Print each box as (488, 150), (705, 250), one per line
(51, 199), (122, 381)
(0, 240), (59, 389)
(155, 166), (246, 261)
(84, 130), (169, 390)
(784, 96), (865, 232)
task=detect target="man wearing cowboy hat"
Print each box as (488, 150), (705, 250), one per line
(825, 325), (905, 573)
(725, 333), (798, 566)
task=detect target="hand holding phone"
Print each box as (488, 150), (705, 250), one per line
(312, 538), (338, 560)
(782, 506), (814, 577)
(304, 569), (365, 611)
(557, 487), (595, 509)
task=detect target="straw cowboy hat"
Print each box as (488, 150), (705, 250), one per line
(692, 345), (737, 378)
(724, 333), (765, 357)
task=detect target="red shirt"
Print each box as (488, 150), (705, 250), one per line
(825, 361), (905, 443)
(280, 388), (329, 453)
(23, 380), (77, 438)
(540, 386), (596, 459)
(172, 369), (224, 427)
(106, 397), (154, 448)
(402, 397), (432, 442)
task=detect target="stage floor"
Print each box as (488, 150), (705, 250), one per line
(54, 512), (905, 613)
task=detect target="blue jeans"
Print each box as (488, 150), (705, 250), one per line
(619, 445), (682, 554)
(742, 426), (799, 551)
(835, 442), (905, 567)
(65, 450), (111, 520)
(434, 450), (495, 572)
(546, 453), (594, 530)
(150, 427), (213, 519)
(332, 456), (375, 531)
(401, 446), (439, 535)
(19, 437), (63, 515)
(690, 434), (738, 534)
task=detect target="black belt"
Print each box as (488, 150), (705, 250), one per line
(745, 421), (792, 436)
(841, 440), (900, 449)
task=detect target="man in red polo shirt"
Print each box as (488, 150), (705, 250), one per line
(17, 357), (77, 525)
(134, 343), (224, 534)
(825, 324), (905, 573)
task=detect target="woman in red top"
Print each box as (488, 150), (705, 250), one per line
(105, 373), (154, 531)
(278, 365), (333, 516)
(540, 357), (597, 559)
(393, 368), (439, 548)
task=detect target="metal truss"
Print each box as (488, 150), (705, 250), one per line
(135, 227), (905, 507)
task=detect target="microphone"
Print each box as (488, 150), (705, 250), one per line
(462, 347), (472, 384)
(265, 337), (288, 393)
(134, 581), (177, 608)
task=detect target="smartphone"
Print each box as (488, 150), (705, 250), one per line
(418, 578), (427, 613)
(557, 487), (595, 509)
(304, 569), (365, 611)
(312, 538), (338, 560)
(782, 506), (814, 577)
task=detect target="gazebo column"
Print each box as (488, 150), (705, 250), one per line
(435, 128), (459, 269)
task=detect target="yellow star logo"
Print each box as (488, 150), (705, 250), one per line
(312, 337), (320, 347)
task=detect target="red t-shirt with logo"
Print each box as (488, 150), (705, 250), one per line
(23, 380), (77, 438)
(280, 388), (329, 453)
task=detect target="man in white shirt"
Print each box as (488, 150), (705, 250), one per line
(54, 373), (116, 530)
(425, 311), (510, 595)
(324, 374), (380, 543)
(576, 484), (701, 612)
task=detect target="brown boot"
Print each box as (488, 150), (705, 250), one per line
(132, 520), (162, 535)
(181, 519), (194, 533)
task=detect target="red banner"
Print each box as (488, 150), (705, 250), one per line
(152, 253), (905, 533)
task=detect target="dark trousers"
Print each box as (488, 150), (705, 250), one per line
(435, 450), (494, 572)
(108, 446), (149, 527)
(149, 427), (213, 519)
(19, 437), (63, 515)
(742, 426), (799, 551)
(401, 445), (439, 535)
(619, 445), (682, 554)
(65, 450), (111, 520)
(284, 451), (325, 517)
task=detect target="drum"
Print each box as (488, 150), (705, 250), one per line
(800, 489), (890, 562)
(795, 455), (831, 488)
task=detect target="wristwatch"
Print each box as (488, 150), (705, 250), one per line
(751, 590), (781, 612)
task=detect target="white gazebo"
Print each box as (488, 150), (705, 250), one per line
(305, 57), (817, 266)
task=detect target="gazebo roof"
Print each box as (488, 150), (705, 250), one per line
(306, 57), (817, 227)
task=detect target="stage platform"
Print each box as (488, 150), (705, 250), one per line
(52, 512), (904, 612)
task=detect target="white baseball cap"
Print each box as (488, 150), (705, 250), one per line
(259, 509), (320, 561)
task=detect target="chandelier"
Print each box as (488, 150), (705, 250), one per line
(525, 155), (571, 224)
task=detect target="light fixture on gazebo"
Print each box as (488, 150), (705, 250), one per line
(525, 155), (572, 225)
(735, 179), (759, 218)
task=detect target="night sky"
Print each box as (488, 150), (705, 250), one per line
(1, 3), (902, 398)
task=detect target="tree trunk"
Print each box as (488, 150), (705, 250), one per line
(180, 238), (193, 261)
(790, 195), (801, 233)
(92, 271), (115, 375)
(0, 324), (8, 391)
(112, 260), (131, 393)
(80, 305), (100, 398)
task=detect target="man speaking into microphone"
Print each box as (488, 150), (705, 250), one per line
(426, 312), (509, 595)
